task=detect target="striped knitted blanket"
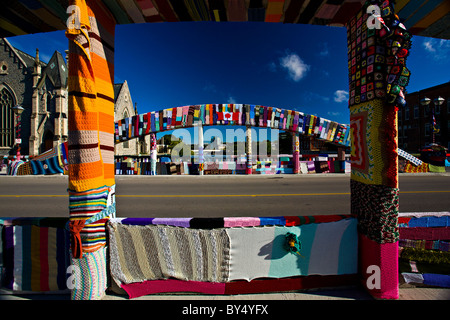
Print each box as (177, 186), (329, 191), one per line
(68, 185), (114, 254)
(108, 222), (230, 286)
(1, 218), (70, 292)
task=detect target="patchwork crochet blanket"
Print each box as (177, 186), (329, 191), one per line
(107, 216), (358, 297)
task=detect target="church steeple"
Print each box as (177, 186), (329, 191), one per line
(32, 48), (41, 87)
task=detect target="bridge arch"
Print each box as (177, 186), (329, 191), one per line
(115, 104), (351, 174)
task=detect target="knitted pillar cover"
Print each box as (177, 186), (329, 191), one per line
(66, 0), (116, 300)
(66, 0), (116, 255)
(347, 0), (412, 300)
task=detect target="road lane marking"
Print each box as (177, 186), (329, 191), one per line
(1, 190), (449, 198)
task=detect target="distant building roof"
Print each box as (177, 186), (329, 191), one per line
(43, 51), (67, 88)
(114, 83), (124, 103)
(15, 49), (46, 69)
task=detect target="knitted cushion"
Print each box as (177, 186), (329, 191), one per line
(70, 246), (108, 300)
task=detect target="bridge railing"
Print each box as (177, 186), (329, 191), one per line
(114, 104), (351, 148)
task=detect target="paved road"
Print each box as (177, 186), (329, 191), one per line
(0, 173), (449, 218)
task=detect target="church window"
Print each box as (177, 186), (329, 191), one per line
(0, 87), (15, 148)
(123, 109), (129, 149)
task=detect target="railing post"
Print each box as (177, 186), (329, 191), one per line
(246, 125), (252, 174)
(198, 121), (204, 175)
(292, 132), (300, 174)
(150, 133), (157, 175)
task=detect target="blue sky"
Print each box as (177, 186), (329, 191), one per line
(7, 21), (450, 130)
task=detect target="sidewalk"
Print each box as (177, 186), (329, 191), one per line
(1, 285), (449, 301)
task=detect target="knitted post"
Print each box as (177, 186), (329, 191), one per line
(150, 133), (157, 175)
(197, 121), (204, 175)
(66, 0), (116, 300)
(292, 132), (300, 174)
(347, 0), (411, 299)
(246, 126), (252, 174)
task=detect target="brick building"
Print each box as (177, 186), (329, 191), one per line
(399, 81), (450, 153)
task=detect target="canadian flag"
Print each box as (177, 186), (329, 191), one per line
(218, 112), (238, 121)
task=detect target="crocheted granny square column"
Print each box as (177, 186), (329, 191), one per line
(347, 0), (411, 300)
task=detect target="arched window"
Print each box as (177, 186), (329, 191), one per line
(123, 110), (129, 149)
(0, 87), (15, 148)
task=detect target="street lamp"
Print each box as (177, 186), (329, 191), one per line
(420, 97), (430, 107)
(12, 105), (24, 160)
(420, 97), (431, 146)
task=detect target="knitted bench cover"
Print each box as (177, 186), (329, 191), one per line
(108, 223), (231, 285)
(399, 212), (450, 288)
(107, 216), (357, 298)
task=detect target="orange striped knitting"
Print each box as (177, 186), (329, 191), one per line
(66, 0), (116, 255)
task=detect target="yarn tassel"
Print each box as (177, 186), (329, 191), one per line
(69, 220), (85, 259)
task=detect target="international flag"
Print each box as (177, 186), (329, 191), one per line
(218, 111), (240, 121)
(432, 113), (439, 133)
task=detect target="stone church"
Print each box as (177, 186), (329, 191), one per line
(0, 38), (138, 158)
(114, 80), (141, 157)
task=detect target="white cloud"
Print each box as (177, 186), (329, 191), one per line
(422, 38), (450, 61)
(203, 83), (217, 93)
(319, 43), (329, 57)
(328, 111), (341, 117)
(334, 90), (349, 103)
(40, 53), (52, 63)
(303, 91), (330, 102)
(227, 96), (237, 104)
(268, 61), (277, 72)
(423, 40), (436, 52)
(280, 53), (310, 82)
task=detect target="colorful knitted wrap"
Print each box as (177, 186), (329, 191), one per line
(115, 104), (351, 148)
(347, 0), (412, 299)
(348, 0), (411, 243)
(66, 0), (116, 259)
